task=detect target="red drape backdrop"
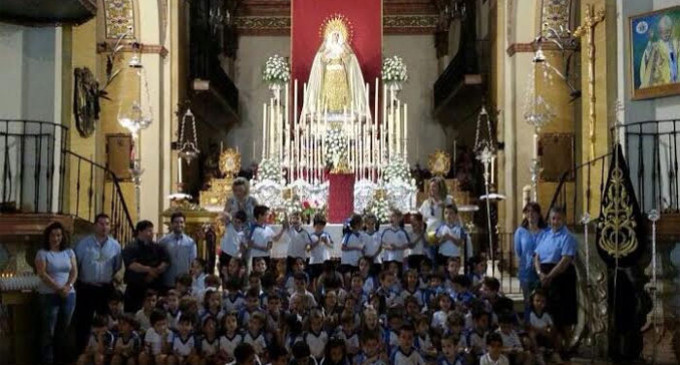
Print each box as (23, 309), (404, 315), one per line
(291, 0), (382, 117)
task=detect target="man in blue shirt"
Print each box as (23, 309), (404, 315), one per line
(73, 213), (122, 352)
(159, 212), (197, 290)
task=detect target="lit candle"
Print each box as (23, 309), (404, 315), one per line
(404, 104), (408, 158)
(285, 82), (290, 173)
(178, 156), (183, 184)
(269, 99), (274, 159)
(382, 83), (386, 172)
(262, 104), (267, 159)
(491, 157), (496, 185)
(294, 80), (299, 179)
(533, 131), (538, 159)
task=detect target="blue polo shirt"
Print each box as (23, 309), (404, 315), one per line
(534, 226), (576, 264)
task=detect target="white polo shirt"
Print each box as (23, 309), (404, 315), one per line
(250, 225), (274, 258)
(287, 227), (312, 259)
(381, 227), (410, 262)
(435, 224), (462, 258)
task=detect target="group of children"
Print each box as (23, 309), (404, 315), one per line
(77, 204), (563, 365)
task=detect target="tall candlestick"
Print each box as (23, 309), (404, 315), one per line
(491, 157), (496, 185)
(404, 104), (408, 158)
(373, 80), (378, 181)
(269, 99), (274, 160)
(285, 82), (290, 174)
(345, 107), (349, 169)
(294, 80), (299, 180)
(262, 104), (267, 159)
(178, 156), (183, 184)
(396, 100), (401, 156)
(382, 83), (387, 172)
(533, 131), (538, 159)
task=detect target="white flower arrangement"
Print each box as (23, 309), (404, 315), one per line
(262, 54), (291, 85)
(366, 194), (391, 224)
(381, 55), (408, 83)
(257, 158), (283, 183)
(324, 126), (348, 167)
(382, 155), (412, 184)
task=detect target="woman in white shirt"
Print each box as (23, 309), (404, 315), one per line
(419, 177), (456, 232)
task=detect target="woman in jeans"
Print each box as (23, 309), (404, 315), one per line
(513, 202), (546, 321)
(35, 222), (78, 365)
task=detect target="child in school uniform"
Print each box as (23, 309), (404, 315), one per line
(287, 211), (312, 271)
(309, 214), (333, 281)
(362, 213), (382, 275)
(77, 315), (114, 365)
(219, 311), (243, 363)
(168, 315), (199, 365)
(220, 210), (248, 269)
(198, 316), (220, 364)
(480, 333), (509, 365)
(139, 309), (173, 365)
(389, 324), (425, 365)
(340, 214), (366, 276)
(435, 205), (464, 268)
(381, 209), (410, 275)
(111, 314), (141, 365)
(248, 205), (286, 272)
(406, 213), (427, 272)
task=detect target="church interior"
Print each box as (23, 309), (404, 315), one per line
(0, 0), (679, 364)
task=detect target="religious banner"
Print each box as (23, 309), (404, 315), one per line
(292, 0), (382, 116)
(596, 144), (646, 268)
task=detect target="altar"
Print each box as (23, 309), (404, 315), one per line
(248, 10), (416, 223)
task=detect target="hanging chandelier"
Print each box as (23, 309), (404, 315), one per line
(178, 108), (200, 164)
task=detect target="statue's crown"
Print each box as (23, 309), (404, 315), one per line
(320, 14), (352, 43)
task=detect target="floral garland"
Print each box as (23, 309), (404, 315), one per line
(381, 55), (408, 83)
(382, 155), (411, 184)
(324, 125), (348, 167)
(262, 54), (291, 85)
(257, 158), (282, 183)
(366, 194), (391, 224)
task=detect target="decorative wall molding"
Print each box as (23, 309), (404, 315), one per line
(234, 16), (290, 36)
(235, 15), (439, 35)
(234, 0), (440, 35)
(103, 0), (135, 39)
(97, 41), (169, 58)
(506, 40), (579, 56)
(384, 15), (439, 34)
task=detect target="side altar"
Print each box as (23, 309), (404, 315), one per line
(251, 14), (416, 222)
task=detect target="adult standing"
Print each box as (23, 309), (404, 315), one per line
(513, 203), (546, 320)
(73, 213), (122, 352)
(35, 222), (78, 365)
(419, 176), (456, 231)
(224, 177), (258, 223)
(533, 205), (577, 356)
(122, 220), (169, 312)
(159, 212), (197, 290)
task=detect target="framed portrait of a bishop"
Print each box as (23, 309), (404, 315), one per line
(630, 6), (680, 100)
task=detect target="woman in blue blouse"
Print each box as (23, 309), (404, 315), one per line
(533, 205), (577, 354)
(35, 222), (78, 365)
(513, 202), (546, 317)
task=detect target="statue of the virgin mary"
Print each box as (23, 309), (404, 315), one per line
(302, 15), (369, 120)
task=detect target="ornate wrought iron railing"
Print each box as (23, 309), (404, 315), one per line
(617, 119), (680, 214)
(0, 119), (134, 244)
(547, 152), (612, 225)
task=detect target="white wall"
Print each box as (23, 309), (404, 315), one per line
(384, 35), (444, 165)
(231, 35), (443, 167)
(617, 0), (680, 212)
(231, 36), (291, 167)
(0, 23), (58, 211)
